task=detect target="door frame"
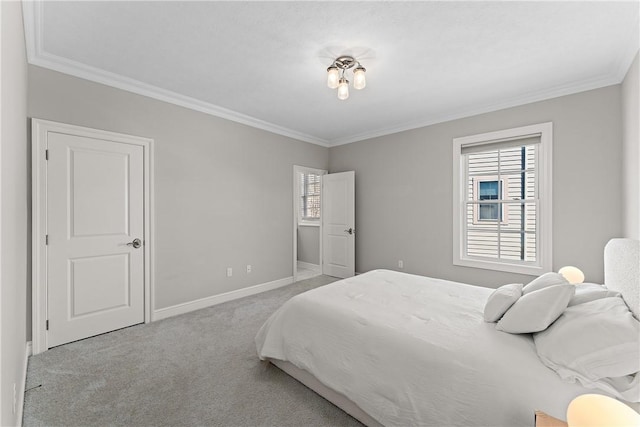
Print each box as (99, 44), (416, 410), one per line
(293, 166), (327, 282)
(31, 119), (154, 354)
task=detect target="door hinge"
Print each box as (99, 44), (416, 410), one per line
(45, 235), (48, 245)
(46, 320), (49, 330)
(45, 149), (49, 160)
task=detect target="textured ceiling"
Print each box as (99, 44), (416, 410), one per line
(23, 1), (640, 146)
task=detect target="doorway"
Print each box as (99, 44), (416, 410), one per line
(293, 166), (326, 282)
(32, 119), (153, 354)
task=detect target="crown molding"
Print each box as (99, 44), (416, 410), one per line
(21, 0), (41, 64)
(330, 70), (627, 147)
(21, 2), (330, 148)
(613, 14), (640, 82)
(22, 1), (639, 149)
(26, 49), (631, 149)
(29, 52), (332, 147)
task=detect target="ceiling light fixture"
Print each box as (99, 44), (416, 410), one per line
(327, 56), (366, 100)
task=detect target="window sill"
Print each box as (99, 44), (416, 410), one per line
(298, 221), (320, 227)
(454, 257), (546, 276)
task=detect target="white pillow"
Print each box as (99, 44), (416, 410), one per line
(522, 272), (569, 294)
(534, 297), (640, 401)
(483, 283), (523, 322)
(496, 284), (575, 334)
(569, 283), (621, 307)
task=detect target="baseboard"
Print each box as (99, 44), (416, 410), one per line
(296, 261), (320, 272)
(152, 276), (294, 321)
(17, 341), (31, 426)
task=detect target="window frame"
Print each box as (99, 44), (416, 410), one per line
(295, 166), (326, 227)
(472, 176), (509, 224)
(452, 122), (553, 275)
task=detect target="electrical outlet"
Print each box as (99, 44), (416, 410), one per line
(226, 267), (233, 277)
(13, 383), (16, 414)
(398, 260), (404, 269)
(246, 265), (252, 274)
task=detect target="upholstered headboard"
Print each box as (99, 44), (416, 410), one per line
(604, 238), (640, 319)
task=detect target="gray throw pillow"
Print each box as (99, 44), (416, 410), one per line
(522, 272), (569, 294)
(483, 283), (523, 322)
(496, 284), (575, 334)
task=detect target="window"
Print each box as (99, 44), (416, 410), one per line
(453, 122), (552, 275)
(300, 172), (321, 222)
(473, 177), (507, 223)
(478, 180), (501, 221)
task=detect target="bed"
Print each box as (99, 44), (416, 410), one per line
(256, 239), (640, 426)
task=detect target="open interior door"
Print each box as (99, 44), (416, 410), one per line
(322, 171), (355, 278)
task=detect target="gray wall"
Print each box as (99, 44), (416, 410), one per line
(622, 52), (639, 240)
(28, 66), (329, 312)
(1, 2), (29, 425)
(329, 85), (623, 286)
(297, 225), (320, 265)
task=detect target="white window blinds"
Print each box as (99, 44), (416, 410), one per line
(300, 173), (321, 220)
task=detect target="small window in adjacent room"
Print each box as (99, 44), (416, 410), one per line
(473, 177), (507, 223)
(300, 172), (321, 223)
(453, 122), (553, 275)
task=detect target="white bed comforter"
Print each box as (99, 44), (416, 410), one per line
(256, 270), (596, 427)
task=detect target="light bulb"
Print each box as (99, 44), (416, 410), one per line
(337, 78), (349, 100)
(327, 66), (339, 89)
(353, 66), (366, 90)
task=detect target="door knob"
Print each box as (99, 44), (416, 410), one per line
(344, 228), (354, 235)
(126, 238), (142, 249)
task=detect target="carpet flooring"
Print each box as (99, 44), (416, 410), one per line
(23, 275), (365, 427)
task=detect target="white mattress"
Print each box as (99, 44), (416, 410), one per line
(256, 269), (599, 427)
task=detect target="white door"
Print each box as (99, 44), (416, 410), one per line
(322, 171), (355, 278)
(47, 132), (145, 347)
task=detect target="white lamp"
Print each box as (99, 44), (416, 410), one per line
(337, 78), (349, 100)
(567, 394), (640, 427)
(558, 266), (585, 284)
(327, 66), (339, 89)
(353, 65), (366, 90)
(326, 55), (366, 100)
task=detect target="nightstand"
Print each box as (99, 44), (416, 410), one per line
(535, 410), (568, 427)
